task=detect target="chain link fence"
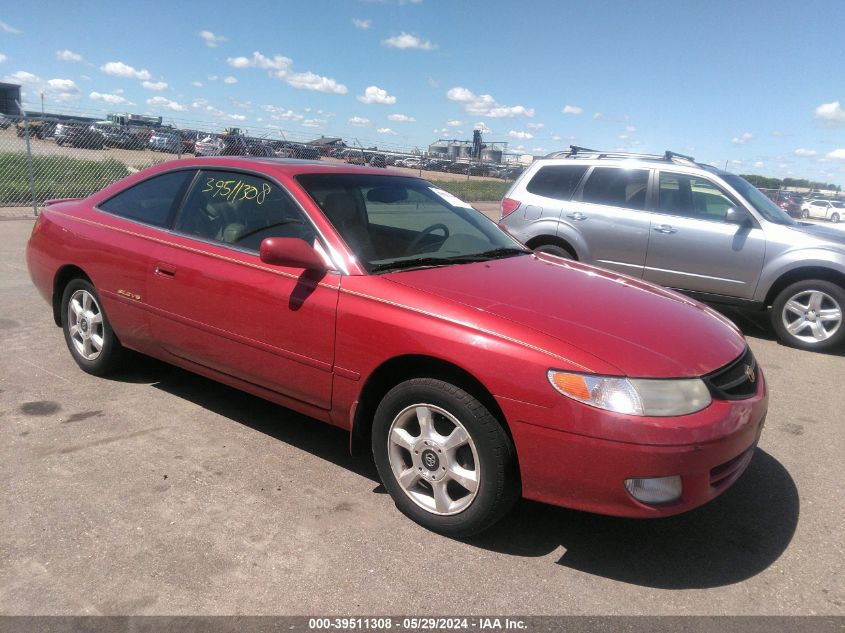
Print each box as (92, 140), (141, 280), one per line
(0, 110), (521, 221)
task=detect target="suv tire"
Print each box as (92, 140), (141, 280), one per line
(372, 378), (519, 537)
(771, 279), (845, 351)
(831, 212), (841, 224)
(533, 243), (574, 259)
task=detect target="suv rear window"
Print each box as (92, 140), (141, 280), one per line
(581, 167), (649, 210)
(525, 165), (588, 200)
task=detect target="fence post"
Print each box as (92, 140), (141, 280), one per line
(16, 101), (38, 216)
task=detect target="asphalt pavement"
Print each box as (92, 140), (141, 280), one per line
(0, 217), (843, 616)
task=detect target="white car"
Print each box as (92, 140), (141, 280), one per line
(194, 136), (224, 157)
(802, 199), (845, 223)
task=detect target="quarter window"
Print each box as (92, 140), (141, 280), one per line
(581, 167), (649, 210)
(525, 165), (588, 200)
(174, 170), (315, 251)
(658, 173), (739, 221)
(98, 170), (194, 226)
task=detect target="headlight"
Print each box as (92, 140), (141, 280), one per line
(547, 370), (712, 417)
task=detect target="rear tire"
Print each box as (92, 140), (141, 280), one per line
(801, 210), (809, 219)
(831, 213), (840, 224)
(771, 279), (845, 351)
(60, 279), (125, 375)
(372, 378), (519, 537)
(533, 243), (574, 259)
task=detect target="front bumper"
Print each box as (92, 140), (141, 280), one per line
(500, 372), (768, 518)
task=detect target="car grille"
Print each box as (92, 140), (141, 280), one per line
(703, 347), (758, 400)
(710, 446), (755, 490)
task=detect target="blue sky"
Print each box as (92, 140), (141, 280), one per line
(3, 0), (845, 184)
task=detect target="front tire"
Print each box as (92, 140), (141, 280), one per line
(771, 279), (845, 351)
(831, 212), (840, 224)
(61, 279), (125, 375)
(372, 378), (519, 537)
(533, 243), (574, 259)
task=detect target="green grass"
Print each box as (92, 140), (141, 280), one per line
(0, 152), (130, 205)
(428, 179), (512, 202)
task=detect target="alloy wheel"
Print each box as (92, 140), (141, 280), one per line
(67, 289), (105, 360)
(781, 289), (843, 344)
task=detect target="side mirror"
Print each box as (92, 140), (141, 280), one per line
(725, 207), (751, 225)
(259, 237), (327, 271)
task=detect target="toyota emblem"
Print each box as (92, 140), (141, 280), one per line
(744, 364), (756, 382)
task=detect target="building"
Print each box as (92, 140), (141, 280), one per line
(0, 82), (22, 115)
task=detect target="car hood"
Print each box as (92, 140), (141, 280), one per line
(383, 254), (746, 378)
(792, 221), (845, 247)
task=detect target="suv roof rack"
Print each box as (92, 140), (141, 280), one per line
(543, 145), (698, 167)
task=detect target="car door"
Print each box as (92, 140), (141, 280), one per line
(642, 171), (766, 299)
(567, 166), (652, 276)
(810, 201), (826, 219)
(146, 168), (340, 410)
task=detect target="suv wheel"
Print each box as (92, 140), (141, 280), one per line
(771, 280), (845, 351)
(372, 378), (519, 537)
(831, 212), (841, 224)
(801, 210), (809, 219)
(533, 243), (574, 259)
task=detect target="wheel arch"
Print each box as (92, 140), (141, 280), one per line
(764, 266), (845, 307)
(350, 354), (512, 456)
(52, 265), (91, 326)
(524, 234), (578, 259)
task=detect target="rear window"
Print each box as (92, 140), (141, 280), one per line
(581, 167), (649, 210)
(98, 170), (194, 226)
(525, 165), (588, 200)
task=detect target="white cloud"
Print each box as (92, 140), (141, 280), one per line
(146, 96), (187, 112)
(0, 21), (21, 34)
(814, 101), (845, 125)
(508, 130), (534, 140)
(227, 51), (347, 94)
(625, 125), (636, 133)
(90, 91), (133, 105)
(142, 80), (168, 91)
(348, 116), (370, 127)
(228, 114), (246, 121)
(562, 105), (582, 115)
(731, 132), (754, 145)
(474, 122), (492, 134)
(383, 32), (436, 50)
(794, 148), (817, 157)
(261, 104), (303, 121)
(198, 30), (226, 48)
(527, 122), (544, 130)
(446, 119), (462, 127)
(223, 75), (238, 84)
(56, 50), (83, 62)
(447, 86), (534, 118)
(754, 161), (765, 168)
(7, 72), (80, 102)
(357, 85), (396, 105)
(592, 112), (604, 120)
(191, 80), (203, 87)
(5, 70), (38, 85)
(101, 61), (151, 81)
(826, 149), (845, 160)
(0, 54), (6, 64)
(302, 118), (327, 128)
(208, 75), (218, 81)
(770, 130), (785, 137)
(352, 18), (371, 29)
(552, 134), (562, 141)
(427, 76), (439, 89)
(387, 113), (415, 122)
(377, 127), (397, 135)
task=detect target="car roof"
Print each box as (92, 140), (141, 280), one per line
(528, 155), (730, 177)
(155, 156), (420, 178)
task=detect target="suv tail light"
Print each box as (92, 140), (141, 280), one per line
(501, 198), (521, 219)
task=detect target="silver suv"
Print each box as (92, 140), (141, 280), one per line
(499, 147), (845, 351)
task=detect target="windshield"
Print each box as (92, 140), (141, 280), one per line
(833, 202), (845, 208)
(296, 174), (526, 273)
(722, 175), (796, 225)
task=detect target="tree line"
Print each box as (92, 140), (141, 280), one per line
(741, 174), (841, 192)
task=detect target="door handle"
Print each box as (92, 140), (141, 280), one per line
(653, 224), (677, 234)
(566, 212), (587, 221)
(155, 262), (176, 277)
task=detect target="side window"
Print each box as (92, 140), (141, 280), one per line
(98, 171), (194, 226)
(657, 173), (739, 221)
(174, 170), (315, 251)
(525, 165), (588, 200)
(581, 167), (649, 210)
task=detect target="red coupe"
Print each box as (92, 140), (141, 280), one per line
(26, 157), (768, 536)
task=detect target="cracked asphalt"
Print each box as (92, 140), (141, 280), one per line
(0, 216), (843, 615)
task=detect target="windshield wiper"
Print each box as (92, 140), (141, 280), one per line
(369, 248), (530, 273)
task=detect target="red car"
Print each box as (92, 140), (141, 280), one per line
(26, 157), (768, 536)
